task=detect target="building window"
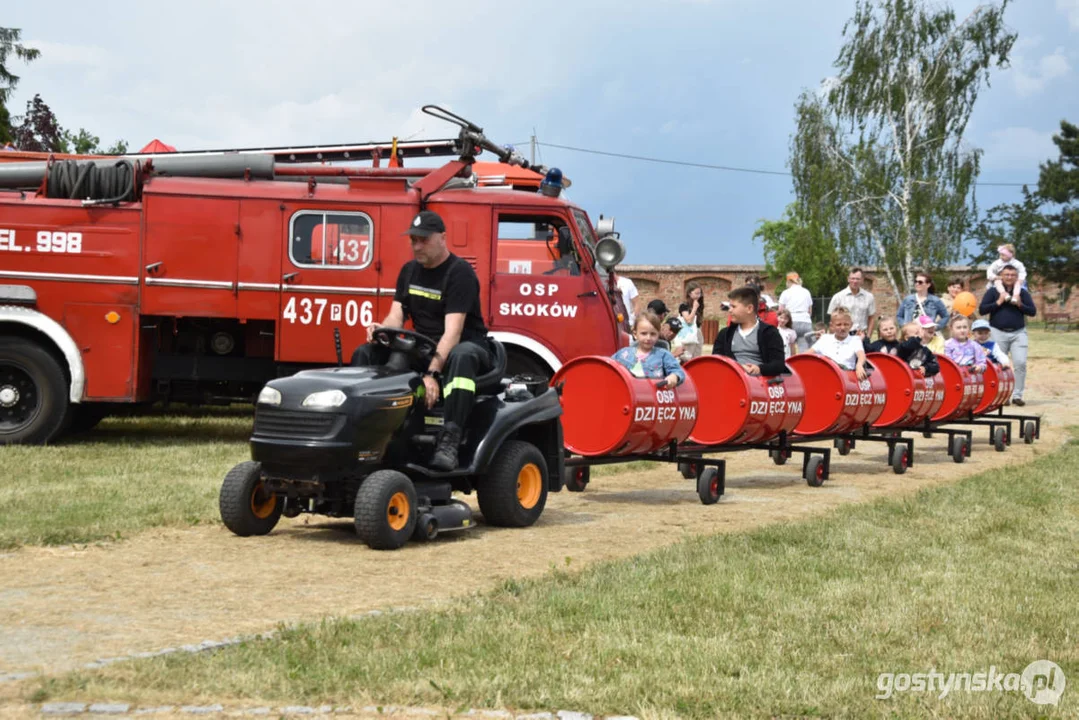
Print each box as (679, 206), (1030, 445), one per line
(289, 210), (374, 269)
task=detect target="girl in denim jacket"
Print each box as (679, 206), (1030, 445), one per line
(612, 311), (685, 387)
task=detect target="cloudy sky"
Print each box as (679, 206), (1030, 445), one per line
(6, 0), (1077, 265)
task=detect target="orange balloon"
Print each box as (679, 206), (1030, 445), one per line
(953, 291), (977, 316)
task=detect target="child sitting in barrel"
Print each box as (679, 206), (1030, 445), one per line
(971, 318), (1012, 367)
(864, 316), (900, 355)
(810, 307), (868, 380)
(943, 315), (988, 374)
(711, 286), (787, 376)
(898, 322), (941, 377)
(612, 311), (685, 387)
(916, 314), (945, 353)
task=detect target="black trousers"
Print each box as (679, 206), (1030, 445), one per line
(351, 340), (490, 429)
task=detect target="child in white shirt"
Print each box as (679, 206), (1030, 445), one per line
(986, 243), (1028, 304)
(811, 307), (868, 379)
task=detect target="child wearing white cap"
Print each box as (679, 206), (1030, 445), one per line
(971, 318), (1011, 367)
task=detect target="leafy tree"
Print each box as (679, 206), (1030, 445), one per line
(11, 93), (64, 152)
(1036, 120), (1079, 290)
(790, 0), (1016, 304)
(753, 204), (849, 298)
(59, 128), (129, 155)
(973, 120), (1079, 297)
(10, 93), (128, 154)
(0, 27), (39, 144)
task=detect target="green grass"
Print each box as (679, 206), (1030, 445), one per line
(0, 410), (250, 549)
(31, 431), (1079, 718)
(1026, 327), (1079, 361)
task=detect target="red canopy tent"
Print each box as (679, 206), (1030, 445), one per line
(138, 138), (177, 153)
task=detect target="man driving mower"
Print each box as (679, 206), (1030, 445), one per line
(351, 210), (491, 471)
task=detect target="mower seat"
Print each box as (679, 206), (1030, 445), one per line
(474, 337), (507, 396)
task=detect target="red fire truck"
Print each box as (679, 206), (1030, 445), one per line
(0, 106), (631, 444)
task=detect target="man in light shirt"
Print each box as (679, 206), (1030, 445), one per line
(778, 271), (814, 351)
(810, 307), (868, 380)
(827, 267), (876, 338)
(615, 273), (640, 328)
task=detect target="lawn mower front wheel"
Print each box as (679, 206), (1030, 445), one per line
(355, 470), (417, 550)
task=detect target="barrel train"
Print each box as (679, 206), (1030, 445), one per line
(552, 352), (1040, 504)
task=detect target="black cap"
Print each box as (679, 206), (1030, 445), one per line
(403, 210), (446, 237)
(647, 299), (669, 316)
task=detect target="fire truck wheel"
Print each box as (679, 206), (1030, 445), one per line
(478, 440), (548, 528)
(354, 470), (417, 550)
(505, 350), (550, 385)
(0, 337), (70, 445)
(219, 461), (282, 537)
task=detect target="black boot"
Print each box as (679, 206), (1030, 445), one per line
(430, 422), (463, 471)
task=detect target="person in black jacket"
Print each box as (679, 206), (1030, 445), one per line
(897, 322), (941, 378)
(978, 264), (1036, 405)
(711, 286), (787, 376)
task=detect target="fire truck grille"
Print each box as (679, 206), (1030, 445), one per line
(254, 409), (345, 439)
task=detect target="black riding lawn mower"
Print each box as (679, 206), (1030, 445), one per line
(218, 328), (565, 550)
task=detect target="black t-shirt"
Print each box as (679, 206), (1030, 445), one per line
(864, 338), (899, 355)
(394, 254), (487, 344)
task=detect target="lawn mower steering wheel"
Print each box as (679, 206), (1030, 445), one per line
(371, 327), (438, 364)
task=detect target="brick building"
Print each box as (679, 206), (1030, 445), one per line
(620, 264), (1076, 335)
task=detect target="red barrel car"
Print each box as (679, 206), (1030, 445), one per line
(551, 356), (699, 457)
(682, 355), (805, 445)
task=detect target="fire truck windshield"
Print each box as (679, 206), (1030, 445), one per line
(571, 210), (603, 275)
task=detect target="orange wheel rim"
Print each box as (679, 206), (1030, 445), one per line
(250, 482), (277, 519)
(517, 463), (542, 509)
(386, 491), (410, 531)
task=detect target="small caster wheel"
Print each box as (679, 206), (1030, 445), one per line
(770, 448), (789, 466)
(835, 437), (852, 456)
(992, 427), (1006, 452)
(678, 461), (698, 480)
(951, 436), (968, 463)
(890, 446), (908, 475)
(1022, 421), (1036, 444)
(804, 456), (826, 487)
(696, 467), (722, 505)
(564, 465), (590, 492)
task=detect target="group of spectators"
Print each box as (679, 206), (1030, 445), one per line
(613, 245), (1036, 406)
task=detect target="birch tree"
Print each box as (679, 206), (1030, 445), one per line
(790, 0), (1016, 303)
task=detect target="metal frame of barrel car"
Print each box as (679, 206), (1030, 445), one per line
(550, 349), (1043, 503)
(672, 355), (833, 488)
(552, 357), (729, 505)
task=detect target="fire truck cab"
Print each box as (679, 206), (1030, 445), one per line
(0, 107), (631, 444)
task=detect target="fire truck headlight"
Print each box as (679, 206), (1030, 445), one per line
(258, 386), (282, 406)
(302, 389), (347, 408)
